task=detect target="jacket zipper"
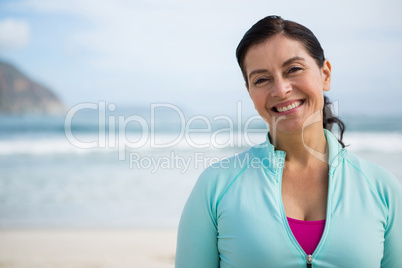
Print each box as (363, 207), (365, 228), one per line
(276, 149), (344, 268)
(276, 152), (312, 266)
(306, 254), (312, 268)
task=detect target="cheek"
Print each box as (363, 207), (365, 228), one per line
(300, 76), (324, 95)
(250, 90), (269, 110)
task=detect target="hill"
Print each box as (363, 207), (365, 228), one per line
(0, 60), (66, 115)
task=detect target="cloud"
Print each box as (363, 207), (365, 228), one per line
(0, 18), (30, 51)
(3, 0), (402, 113)
(15, 0), (401, 75)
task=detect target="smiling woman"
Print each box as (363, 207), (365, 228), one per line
(175, 15), (402, 268)
(243, 35), (332, 136)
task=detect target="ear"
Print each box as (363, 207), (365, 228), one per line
(322, 59), (331, 92)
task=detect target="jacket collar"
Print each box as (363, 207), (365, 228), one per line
(250, 129), (345, 172)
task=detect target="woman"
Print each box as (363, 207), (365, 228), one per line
(175, 16), (402, 267)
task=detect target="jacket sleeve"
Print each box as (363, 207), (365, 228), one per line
(381, 174), (402, 267)
(175, 168), (220, 268)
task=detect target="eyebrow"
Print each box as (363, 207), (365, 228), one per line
(282, 56), (305, 68)
(247, 56), (306, 80)
(248, 69), (268, 80)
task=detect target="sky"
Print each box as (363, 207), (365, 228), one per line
(0, 0), (401, 117)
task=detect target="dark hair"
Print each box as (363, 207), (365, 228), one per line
(236, 15), (345, 147)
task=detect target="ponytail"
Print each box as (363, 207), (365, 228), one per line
(323, 96), (346, 148)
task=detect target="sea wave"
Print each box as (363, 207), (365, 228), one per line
(1, 131), (402, 156)
(343, 132), (402, 153)
(0, 132), (264, 156)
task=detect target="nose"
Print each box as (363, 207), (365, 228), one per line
(271, 77), (292, 98)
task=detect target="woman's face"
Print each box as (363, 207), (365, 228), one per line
(244, 34), (331, 134)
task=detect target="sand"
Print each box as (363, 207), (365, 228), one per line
(0, 229), (177, 268)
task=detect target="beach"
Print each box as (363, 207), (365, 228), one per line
(0, 115), (401, 268)
(0, 229), (177, 268)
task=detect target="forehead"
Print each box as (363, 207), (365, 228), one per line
(244, 35), (310, 71)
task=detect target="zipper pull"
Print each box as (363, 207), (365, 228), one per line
(306, 254), (313, 268)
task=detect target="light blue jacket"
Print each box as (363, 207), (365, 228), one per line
(176, 130), (402, 267)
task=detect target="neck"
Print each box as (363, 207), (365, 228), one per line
(269, 123), (328, 165)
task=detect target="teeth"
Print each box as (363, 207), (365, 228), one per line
(276, 101), (302, 112)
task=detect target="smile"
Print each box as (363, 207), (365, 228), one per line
(274, 100), (303, 113)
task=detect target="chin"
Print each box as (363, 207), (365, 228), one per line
(268, 119), (304, 134)
(268, 126), (303, 136)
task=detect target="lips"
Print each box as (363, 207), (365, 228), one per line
(273, 100), (304, 113)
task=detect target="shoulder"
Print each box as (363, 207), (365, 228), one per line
(182, 148), (255, 221)
(344, 151), (402, 204)
(345, 151), (400, 186)
(195, 148), (254, 191)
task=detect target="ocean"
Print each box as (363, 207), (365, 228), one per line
(0, 106), (401, 229)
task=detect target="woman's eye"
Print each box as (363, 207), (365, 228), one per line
(254, 78), (269, 85)
(288, 66), (302, 73)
